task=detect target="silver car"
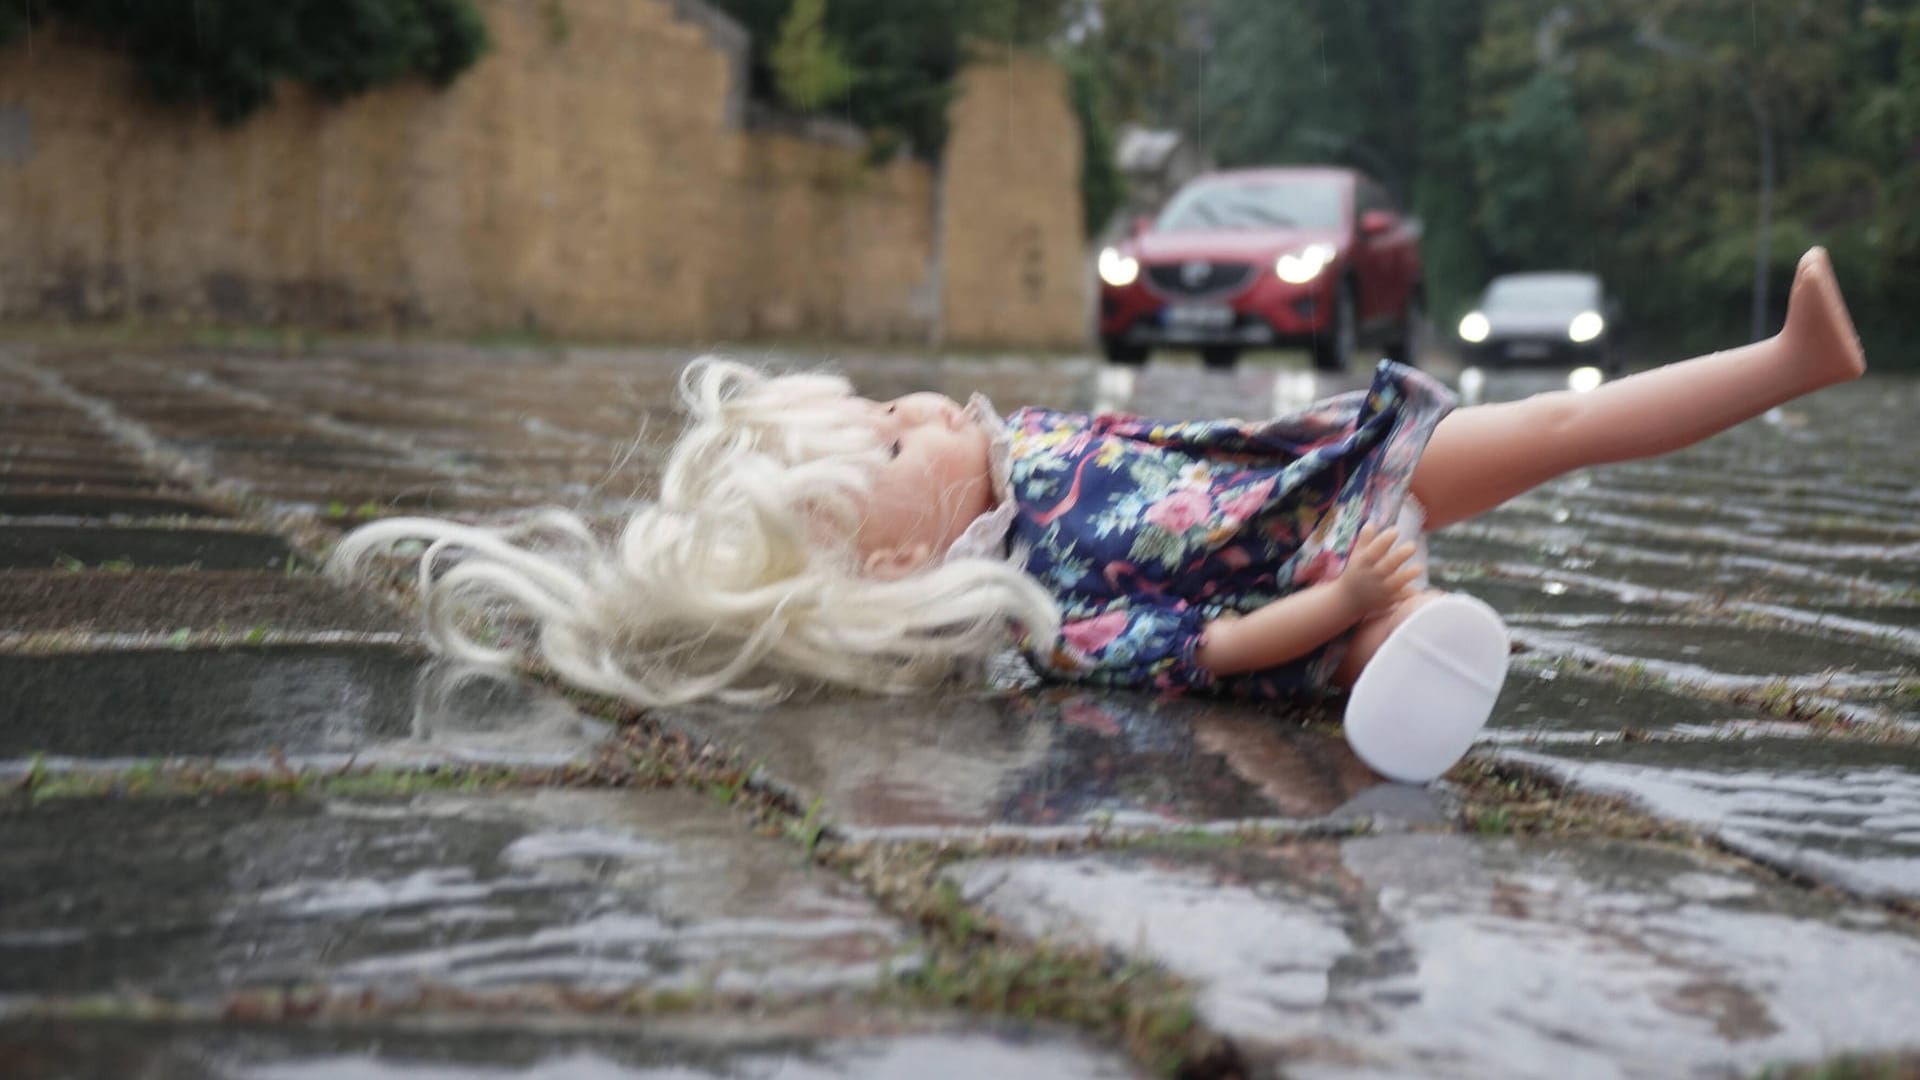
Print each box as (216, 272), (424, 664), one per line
(1456, 272), (1618, 374)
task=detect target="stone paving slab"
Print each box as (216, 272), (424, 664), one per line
(0, 646), (424, 759)
(0, 525), (298, 570)
(1508, 617), (1914, 690)
(666, 687), (1426, 840)
(1503, 739), (1920, 902)
(0, 789), (910, 1003)
(0, 1015), (1147, 1079)
(0, 489), (226, 519)
(1487, 669), (1769, 739)
(948, 835), (1920, 1079)
(0, 461), (162, 488)
(0, 649), (609, 767)
(0, 571), (403, 637)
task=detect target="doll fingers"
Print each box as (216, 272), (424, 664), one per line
(1359, 524), (1399, 559)
(1389, 565), (1424, 595)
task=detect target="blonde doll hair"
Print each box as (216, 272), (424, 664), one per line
(328, 357), (1062, 707)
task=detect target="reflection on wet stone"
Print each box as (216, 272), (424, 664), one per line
(0, 1019), (1146, 1080)
(665, 688), (1390, 836)
(0, 790), (909, 1001)
(407, 661), (613, 762)
(0, 651), (610, 767)
(951, 836), (1920, 1078)
(0, 647), (421, 759)
(1505, 739), (1920, 901)
(1512, 619), (1916, 685)
(1490, 668), (1760, 738)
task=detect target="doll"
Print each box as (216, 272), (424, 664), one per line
(331, 247), (1867, 783)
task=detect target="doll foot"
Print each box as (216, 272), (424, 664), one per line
(1343, 593), (1509, 784)
(1781, 247), (1867, 385)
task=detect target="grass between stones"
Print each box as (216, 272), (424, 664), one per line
(1540, 656), (1920, 744)
(1753, 1053), (1920, 1079)
(1447, 755), (1702, 844)
(827, 840), (1240, 1079)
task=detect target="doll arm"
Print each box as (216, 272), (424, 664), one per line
(1195, 524), (1422, 676)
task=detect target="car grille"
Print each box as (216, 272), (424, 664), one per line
(1146, 261), (1257, 299)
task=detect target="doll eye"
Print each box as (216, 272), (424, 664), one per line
(888, 440), (903, 459)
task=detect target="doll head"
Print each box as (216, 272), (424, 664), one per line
(331, 357), (1058, 707)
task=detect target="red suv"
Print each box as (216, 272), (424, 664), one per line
(1097, 166), (1424, 371)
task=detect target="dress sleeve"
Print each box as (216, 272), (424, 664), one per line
(1020, 594), (1215, 693)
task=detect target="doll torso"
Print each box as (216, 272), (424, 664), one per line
(1000, 362), (1453, 698)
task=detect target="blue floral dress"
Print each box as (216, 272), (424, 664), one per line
(1005, 360), (1454, 699)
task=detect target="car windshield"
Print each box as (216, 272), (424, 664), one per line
(1156, 178), (1346, 231)
(1482, 276), (1599, 315)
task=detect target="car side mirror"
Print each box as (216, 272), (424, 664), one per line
(1131, 215), (1153, 238)
(1360, 210), (1395, 237)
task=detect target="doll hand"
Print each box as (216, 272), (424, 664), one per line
(1335, 523), (1423, 617)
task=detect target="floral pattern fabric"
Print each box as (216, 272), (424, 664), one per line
(1005, 360), (1455, 699)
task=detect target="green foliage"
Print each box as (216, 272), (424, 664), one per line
(1076, 0), (1198, 135)
(1065, 50), (1124, 239)
(709, 0), (1080, 156)
(1466, 69), (1591, 272)
(1194, 0), (1920, 365)
(769, 0), (853, 111)
(0, 0), (489, 124)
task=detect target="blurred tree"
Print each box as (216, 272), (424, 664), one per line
(0, 0), (488, 124)
(1409, 0), (1487, 322)
(710, 0), (1080, 157)
(1075, 0), (1193, 130)
(769, 0), (854, 111)
(1065, 49), (1124, 239)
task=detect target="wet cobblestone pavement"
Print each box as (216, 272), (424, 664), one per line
(2, 343), (1917, 1078)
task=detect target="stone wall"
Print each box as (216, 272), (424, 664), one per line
(0, 0), (1086, 348)
(940, 52), (1088, 350)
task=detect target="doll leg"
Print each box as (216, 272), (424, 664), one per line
(1410, 247), (1866, 531)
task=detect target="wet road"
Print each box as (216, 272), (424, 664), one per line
(1, 342), (1916, 1079)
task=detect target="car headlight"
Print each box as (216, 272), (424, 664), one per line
(1458, 311), (1490, 343)
(1097, 247), (1140, 287)
(1275, 242), (1336, 284)
(1568, 311), (1605, 343)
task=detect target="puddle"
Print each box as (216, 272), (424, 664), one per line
(0, 526), (296, 570)
(1504, 739), (1920, 901)
(665, 687), (1394, 836)
(950, 835), (1920, 1077)
(0, 790), (910, 1001)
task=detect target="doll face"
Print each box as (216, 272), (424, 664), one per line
(852, 391), (995, 579)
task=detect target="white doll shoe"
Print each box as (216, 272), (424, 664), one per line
(1343, 593), (1509, 784)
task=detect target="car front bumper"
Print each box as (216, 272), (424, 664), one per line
(1099, 271), (1336, 348)
(1462, 336), (1609, 369)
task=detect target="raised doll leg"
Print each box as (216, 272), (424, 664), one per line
(1410, 247), (1866, 531)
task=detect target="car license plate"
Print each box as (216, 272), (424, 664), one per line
(1164, 304), (1234, 332)
(1506, 341), (1551, 359)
